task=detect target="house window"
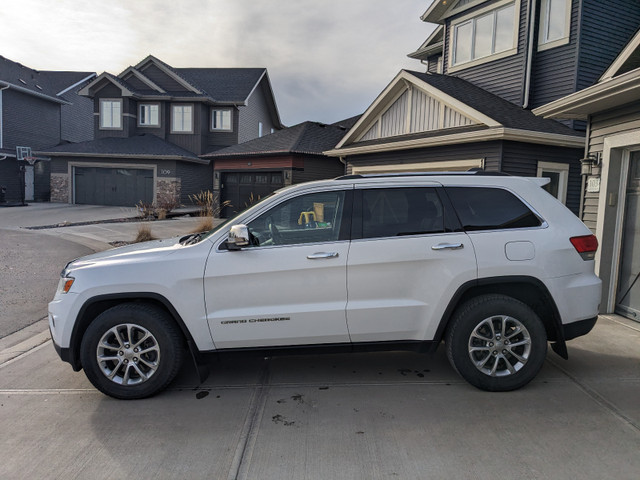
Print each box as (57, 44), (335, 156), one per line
(171, 104), (193, 133)
(538, 0), (571, 50)
(211, 108), (232, 131)
(139, 104), (159, 127)
(537, 161), (569, 204)
(100, 99), (122, 129)
(450, 0), (517, 69)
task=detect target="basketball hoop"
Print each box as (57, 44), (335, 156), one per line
(23, 156), (37, 165)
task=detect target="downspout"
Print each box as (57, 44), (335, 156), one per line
(523, 0), (538, 109)
(0, 84), (10, 148)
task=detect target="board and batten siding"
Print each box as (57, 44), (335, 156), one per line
(443, 0), (529, 105)
(582, 102), (640, 231)
(358, 88), (476, 143)
(175, 161), (213, 205)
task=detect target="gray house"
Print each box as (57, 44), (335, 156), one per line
(201, 117), (359, 217)
(40, 55), (283, 207)
(326, 0), (640, 214)
(0, 56), (95, 203)
(534, 29), (640, 320)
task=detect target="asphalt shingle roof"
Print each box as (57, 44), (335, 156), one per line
(39, 134), (204, 162)
(177, 68), (266, 103)
(202, 121), (351, 158)
(406, 70), (583, 136)
(0, 56), (94, 100)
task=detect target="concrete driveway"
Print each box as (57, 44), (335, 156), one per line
(1, 203), (639, 479)
(0, 315), (639, 479)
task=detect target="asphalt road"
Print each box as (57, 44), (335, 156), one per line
(0, 229), (93, 338)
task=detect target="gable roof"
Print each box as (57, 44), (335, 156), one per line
(78, 55), (283, 127)
(36, 134), (207, 164)
(202, 121), (351, 159)
(534, 28), (640, 119)
(0, 55), (95, 104)
(327, 70), (583, 156)
(408, 25), (444, 59)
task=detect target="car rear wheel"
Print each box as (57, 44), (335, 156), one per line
(80, 303), (185, 399)
(445, 294), (547, 391)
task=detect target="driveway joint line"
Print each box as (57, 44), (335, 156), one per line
(546, 357), (640, 433)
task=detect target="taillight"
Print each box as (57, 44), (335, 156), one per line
(570, 235), (598, 260)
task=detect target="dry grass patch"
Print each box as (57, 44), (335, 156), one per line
(134, 223), (157, 243)
(190, 216), (213, 233)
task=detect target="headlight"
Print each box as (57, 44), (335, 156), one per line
(58, 276), (75, 294)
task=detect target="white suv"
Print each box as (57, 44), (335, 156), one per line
(49, 172), (602, 399)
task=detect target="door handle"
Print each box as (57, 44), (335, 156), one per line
(307, 252), (339, 260)
(432, 243), (464, 251)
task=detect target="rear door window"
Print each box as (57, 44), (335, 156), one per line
(445, 187), (542, 231)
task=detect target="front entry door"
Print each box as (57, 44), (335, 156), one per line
(616, 151), (640, 322)
(205, 189), (352, 348)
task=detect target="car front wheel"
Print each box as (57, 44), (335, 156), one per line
(445, 294), (547, 391)
(80, 303), (185, 399)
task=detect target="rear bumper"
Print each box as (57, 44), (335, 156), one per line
(563, 316), (598, 341)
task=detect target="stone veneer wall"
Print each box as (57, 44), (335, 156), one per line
(50, 173), (69, 203)
(156, 177), (181, 207)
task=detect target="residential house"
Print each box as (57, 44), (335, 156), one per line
(0, 56), (95, 204)
(534, 29), (640, 320)
(201, 117), (359, 216)
(39, 55), (282, 207)
(326, 0), (640, 215)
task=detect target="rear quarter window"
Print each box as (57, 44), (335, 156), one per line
(445, 187), (542, 231)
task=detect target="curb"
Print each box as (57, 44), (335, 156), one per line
(0, 321), (51, 367)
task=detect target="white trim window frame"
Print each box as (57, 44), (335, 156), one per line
(138, 103), (160, 127)
(537, 161), (569, 204)
(99, 98), (123, 130)
(538, 0), (572, 51)
(171, 104), (194, 134)
(211, 108), (232, 131)
(449, 0), (519, 72)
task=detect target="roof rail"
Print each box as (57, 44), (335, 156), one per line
(335, 169), (511, 180)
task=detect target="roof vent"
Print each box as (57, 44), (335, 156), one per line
(36, 85), (43, 90)
(19, 79), (27, 85)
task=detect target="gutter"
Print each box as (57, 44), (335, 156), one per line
(523, 0), (538, 108)
(0, 80), (70, 105)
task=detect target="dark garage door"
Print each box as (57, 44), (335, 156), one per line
(74, 167), (154, 207)
(221, 171), (284, 217)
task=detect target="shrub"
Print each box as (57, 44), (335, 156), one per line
(134, 224), (157, 243)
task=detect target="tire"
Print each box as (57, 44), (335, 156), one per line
(445, 294), (547, 392)
(80, 303), (185, 399)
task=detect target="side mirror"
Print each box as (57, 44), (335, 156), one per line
(227, 224), (250, 250)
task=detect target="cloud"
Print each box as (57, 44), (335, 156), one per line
(1, 0), (434, 125)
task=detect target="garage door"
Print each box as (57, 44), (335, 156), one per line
(221, 171), (284, 217)
(74, 167), (154, 206)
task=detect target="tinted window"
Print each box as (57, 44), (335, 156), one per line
(247, 191), (347, 247)
(446, 187), (541, 231)
(362, 188), (445, 239)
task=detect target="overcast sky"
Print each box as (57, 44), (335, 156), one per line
(1, 0), (435, 126)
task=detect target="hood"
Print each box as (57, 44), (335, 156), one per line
(65, 237), (184, 273)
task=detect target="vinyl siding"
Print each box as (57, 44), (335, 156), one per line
(237, 79), (279, 144)
(206, 105), (239, 152)
(175, 160), (214, 204)
(94, 85), (130, 139)
(2, 90), (60, 150)
(529, 0), (580, 109)
(501, 141), (582, 214)
(444, 0), (529, 105)
(577, 0), (640, 91)
(60, 89), (94, 143)
(582, 103), (640, 231)
(291, 156), (345, 184)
